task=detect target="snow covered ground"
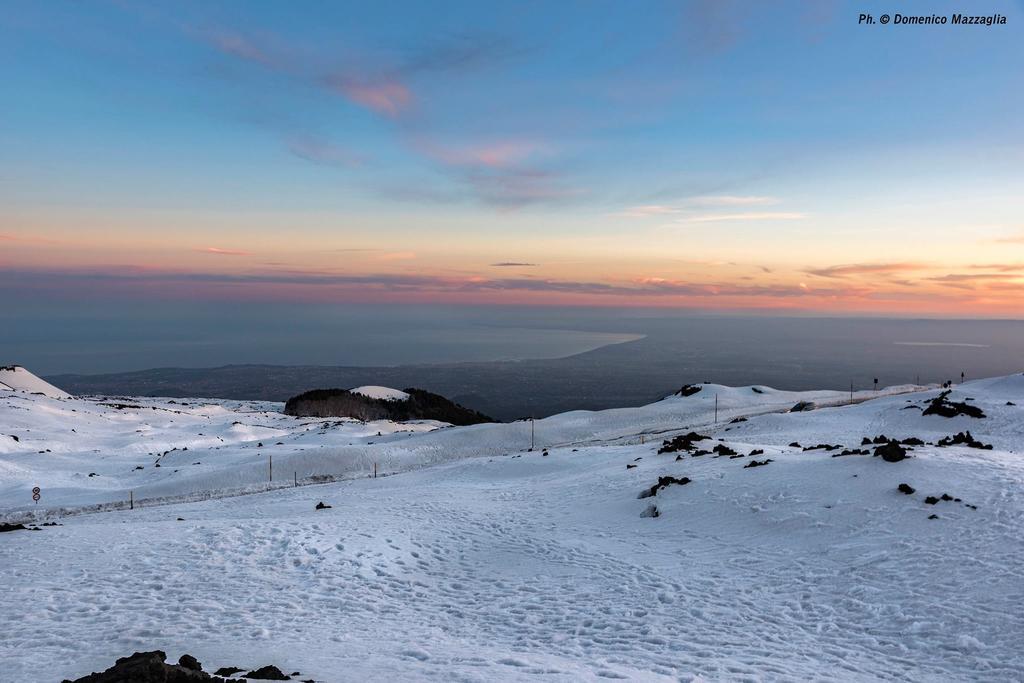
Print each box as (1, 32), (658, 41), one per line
(350, 385), (411, 401)
(0, 379), (922, 515)
(2, 375), (1024, 681)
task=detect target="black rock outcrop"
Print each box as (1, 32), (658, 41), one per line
(283, 387), (493, 426)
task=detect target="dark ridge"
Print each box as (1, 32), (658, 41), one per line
(283, 387), (494, 426)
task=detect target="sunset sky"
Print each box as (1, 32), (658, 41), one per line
(3, 0), (1023, 315)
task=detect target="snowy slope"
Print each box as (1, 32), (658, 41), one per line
(0, 393), (444, 512)
(0, 381), (923, 514)
(350, 385), (411, 401)
(0, 365), (71, 399)
(2, 375), (1024, 681)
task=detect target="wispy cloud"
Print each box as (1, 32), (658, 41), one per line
(195, 247), (253, 256)
(286, 135), (364, 167)
(0, 265), (870, 301)
(203, 30), (277, 67)
(199, 27), (515, 121)
(805, 262), (927, 279)
(323, 77), (413, 117)
(409, 137), (576, 208)
(688, 195), (779, 206)
(618, 205), (682, 217)
(618, 196), (784, 218)
(491, 262), (537, 267)
(923, 273), (1022, 289)
(682, 212), (805, 223)
(969, 263), (1024, 272)
(994, 234), (1024, 244)
(418, 139), (546, 169)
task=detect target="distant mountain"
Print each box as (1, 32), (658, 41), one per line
(283, 386), (495, 425)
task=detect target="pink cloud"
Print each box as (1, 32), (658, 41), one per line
(195, 247), (253, 256)
(326, 77), (413, 117)
(421, 140), (544, 169)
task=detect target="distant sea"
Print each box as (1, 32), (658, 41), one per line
(4, 303), (645, 375)
(7, 304), (1024, 418)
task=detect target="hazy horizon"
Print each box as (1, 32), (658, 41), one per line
(7, 305), (1022, 384)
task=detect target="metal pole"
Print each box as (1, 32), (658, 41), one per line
(714, 394), (718, 424)
(130, 490), (133, 510)
(269, 454), (272, 483)
(531, 417), (535, 451)
(294, 471), (297, 487)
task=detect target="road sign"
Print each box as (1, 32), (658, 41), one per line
(32, 486), (40, 495)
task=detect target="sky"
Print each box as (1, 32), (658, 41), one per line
(2, 0), (1023, 316)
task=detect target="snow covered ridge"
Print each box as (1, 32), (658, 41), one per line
(3, 373), (1024, 681)
(350, 385), (410, 401)
(0, 372), (1003, 516)
(0, 364), (71, 399)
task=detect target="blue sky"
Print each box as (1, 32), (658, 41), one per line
(2, 0), (1023, 314)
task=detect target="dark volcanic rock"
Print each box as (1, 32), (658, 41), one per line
(638, 475), (692, 499)
(213, 668), (243, 677)
(657, 431), (710, 454)
(874, 441), (908, 463)
(61, 651), (225, 683)
(315, 502), (332, 510)
(925, 496), (940, 505)
(283, 387), (493, 426)
(177, 656), (202, 672)
(712, 444), (737, 456)
(833, 448), (870, 457)
(789, 401), (815, 413)
(744, 459), (773, 468)
(245, 665), (290, 680)
(0, 522), (27, 533)
(922, 392), (985, 419)
(936, 431), (993, 450)
(675, 384), (702, 397)
(898, 483), (915, 495)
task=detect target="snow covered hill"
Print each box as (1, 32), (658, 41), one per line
(0, 364), (71, 399)
(2, 374), (1024, 681)
(1, 380), (922, 513)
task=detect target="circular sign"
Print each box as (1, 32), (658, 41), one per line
(32, 493), (41, 501)
(32, 486), (41, 495)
